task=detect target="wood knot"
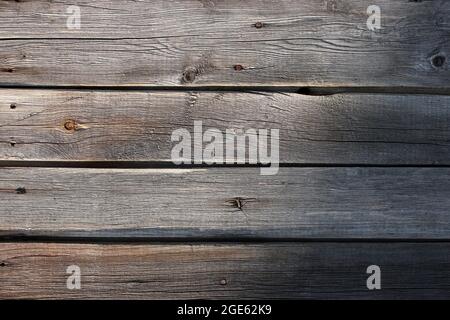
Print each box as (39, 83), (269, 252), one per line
(15, 187), (26, 194)
(233, 64), (244, 71)
(431, 55), (446, 68)
(182, 68), (197, 83)
(64, 119), (78, 131)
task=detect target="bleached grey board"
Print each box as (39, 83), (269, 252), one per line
(2, 90), (450, 164)
(0, 0), (448, 87)
(1, 167), (450, 239)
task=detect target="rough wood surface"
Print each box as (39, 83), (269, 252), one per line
(1, 242), (449, 299)
(0, 0), (448, 87)
(1, 167), (450, 239)
(2, 0), (450, 300)
(2, 90), (450, 164)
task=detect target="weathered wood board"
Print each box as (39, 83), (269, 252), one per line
(1, 242), (449, 299)
(2, 90), (450, 164)
(1, 167), (450, 239)
(1, 0), (449, 300)
(0, 0), (448, 87)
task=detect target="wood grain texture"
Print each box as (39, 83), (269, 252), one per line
(2, 90), (450, 164)
(0, 0), (448, 87)
(1, 167), (450, 239)
(1, 242), (449, 299)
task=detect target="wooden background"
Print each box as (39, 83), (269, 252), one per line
(1, 0), (450, 299)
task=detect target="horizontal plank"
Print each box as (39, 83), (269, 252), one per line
(1, 167), (450, 239)
(0, 0), (448, 86)
(1, 242), (450, 299)
(2, 90), (450, 164)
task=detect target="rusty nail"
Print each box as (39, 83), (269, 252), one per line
(254, 22), (264, 29)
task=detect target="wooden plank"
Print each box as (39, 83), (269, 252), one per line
(1, 167), (450, 239)
(1, 242), (449, 299)
(2, 90), (450, 164)
(0, 0), (448, 87)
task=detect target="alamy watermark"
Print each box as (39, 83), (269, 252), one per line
(171, 121), (279, 175)
(66, 265), (81, 290)
(66, 5), (81, 30)
(366, 5), (381, 31)
(366, 265), (381, 290)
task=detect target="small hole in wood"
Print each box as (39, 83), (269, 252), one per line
(0, 262), (6, 267)
(233, 64), (244, 71)
(10, 103), (17, 110)
(15, 187), (26, 194)
(254, 22), (264, 29)
(10, 141), (16, 147)
(220, 279), (227, 286)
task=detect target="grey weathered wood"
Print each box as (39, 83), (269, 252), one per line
(2, 90), (450, 164)
(1, 167), (450, 239)
(1, 242), (450, 299)
(0, 0), (448, 87)
(2, 0), (448, 301)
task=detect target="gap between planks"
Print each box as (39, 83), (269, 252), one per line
(2, 85), (450, 96)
